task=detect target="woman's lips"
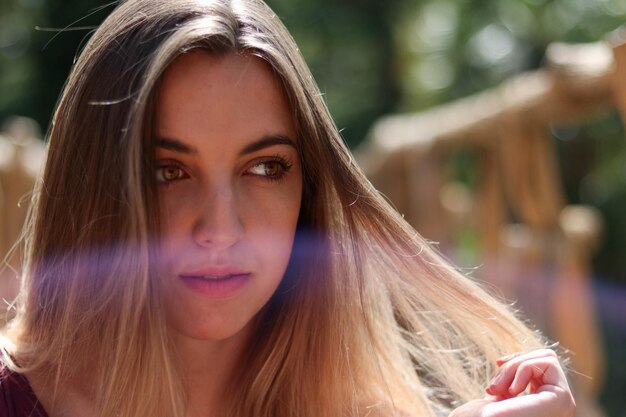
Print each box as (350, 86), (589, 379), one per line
(178, 267), (251, 298)
(179, 273), (245, 280)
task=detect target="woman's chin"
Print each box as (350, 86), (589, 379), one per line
(167, 313), (257, 346)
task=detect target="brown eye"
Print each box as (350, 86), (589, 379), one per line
(262, 161), (281, 177)
(156, 164), (186, 183)
(247, 159), (291, 181)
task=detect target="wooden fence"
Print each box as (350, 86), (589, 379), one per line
(0, 117), (45, 307)
(358, 29), (626, 417)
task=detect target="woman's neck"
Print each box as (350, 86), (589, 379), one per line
(25, 368), (95, 417)
(26, 322), (255, 417)
(173, 323), (254, 417)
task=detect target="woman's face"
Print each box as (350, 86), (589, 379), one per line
(155, 51), (302, 343)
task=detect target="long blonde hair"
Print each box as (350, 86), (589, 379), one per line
(1, 0), (544, 416)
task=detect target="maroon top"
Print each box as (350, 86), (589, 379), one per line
(0, 364), (49, 417)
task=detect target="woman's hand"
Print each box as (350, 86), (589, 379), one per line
(449, 349), (576, 417)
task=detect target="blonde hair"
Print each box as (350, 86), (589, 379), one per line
(1, 0), (544, 416)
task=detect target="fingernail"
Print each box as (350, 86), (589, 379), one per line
(489, 373), (503, 387)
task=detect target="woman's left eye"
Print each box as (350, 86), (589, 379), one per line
(247, 159), (291, 181)
(156, 163), (188, 184)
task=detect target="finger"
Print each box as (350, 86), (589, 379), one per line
(488, 350), (560, 395)
(508, 357), (549, 396)
(496, 352), (524, 366)
(512, 356), (570, 396)
(485, 385), (515, 400)
(499, 349), (558, 368)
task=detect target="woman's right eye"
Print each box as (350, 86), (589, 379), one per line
(156, 163), (188, 184)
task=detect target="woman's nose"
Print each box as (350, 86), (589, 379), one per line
(192, 184), (244, 249)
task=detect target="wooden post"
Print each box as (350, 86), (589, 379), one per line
(552, 206), (605, 397)
(439, 182), (473, 242)
(610, 27), (626, 126)
(497, 224), (533, 308)
(406, 148), (448, 246)
(0, 135), (16, 263)
(0, 118), (45, 307)
(499, 116), (563, 230)
(0, 135), (21, 308)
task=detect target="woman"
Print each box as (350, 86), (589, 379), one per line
(0, 0), (575, 416)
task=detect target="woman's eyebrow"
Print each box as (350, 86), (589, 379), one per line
(155, 135), (296, 155)
(239, 135), (296, 156)
(156, 137), (198, 154)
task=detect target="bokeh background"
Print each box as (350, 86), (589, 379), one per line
(1, 0), (625, 415)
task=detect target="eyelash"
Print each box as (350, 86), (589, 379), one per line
(245, 155), (293, 182)
(156, 160), (188, 185)
(155, 156), (293, 185)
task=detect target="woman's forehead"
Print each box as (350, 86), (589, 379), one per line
(155, 50), (298, 150)
(161, 50), (271, 87)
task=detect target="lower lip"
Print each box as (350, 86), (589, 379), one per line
(179, 274), (251, 298)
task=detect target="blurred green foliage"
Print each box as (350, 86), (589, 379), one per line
(0, 0), (114, 134)
(266, 0), (401, 149)
(0, 0), (400, 148)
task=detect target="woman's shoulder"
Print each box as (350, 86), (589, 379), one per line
(0, 361), (49, 417)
